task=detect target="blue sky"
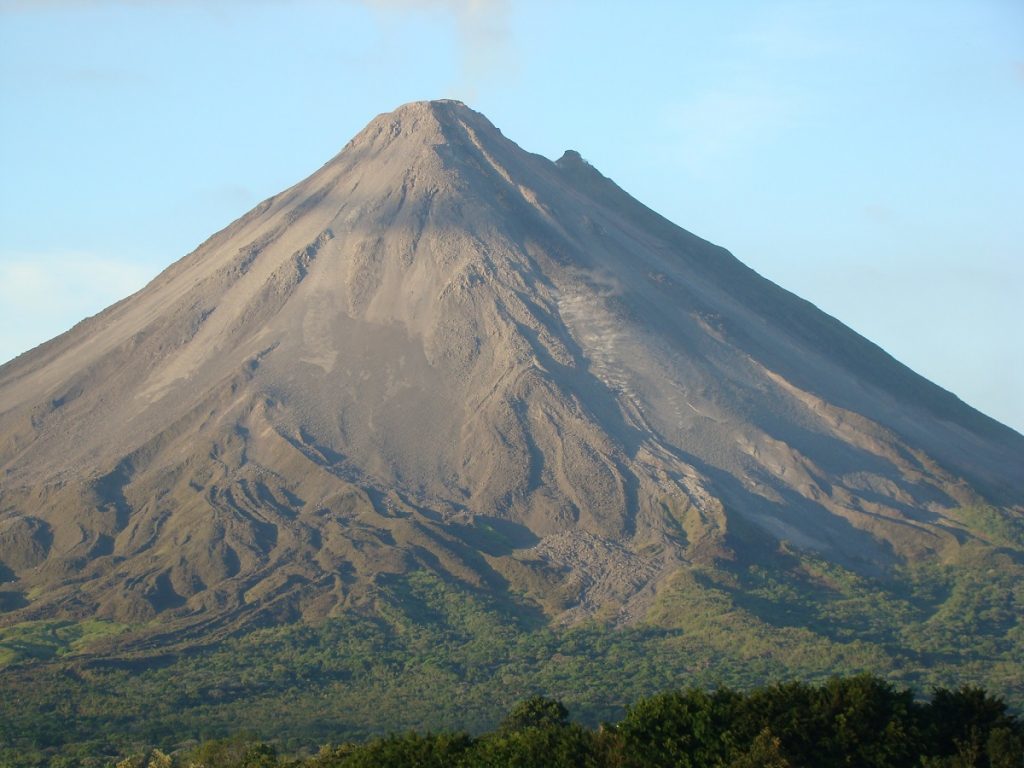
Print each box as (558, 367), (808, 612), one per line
(1, 1), (1022, 433)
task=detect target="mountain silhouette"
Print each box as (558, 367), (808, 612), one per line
(1, 100), (1021, 642)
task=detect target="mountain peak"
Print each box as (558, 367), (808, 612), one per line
(0, 100), (1021, 640)
(397, 98), (470, 113)
(373, 98), (474, 128)
(342, 98), (495, 154)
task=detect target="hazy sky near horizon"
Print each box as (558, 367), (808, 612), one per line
(1, 1), (1022, 432)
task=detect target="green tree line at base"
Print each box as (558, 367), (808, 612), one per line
(51, 675), (1024, 768)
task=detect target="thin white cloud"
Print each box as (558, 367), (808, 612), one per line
(733, 3), (854, 61)
(1, 0), (513, 102)
(0, 0), (277, 7)
(862, 203), (897, 227)
(0, 252), (157, 364)
(658, 87), (789, 178)
(647, 9), (836, 181)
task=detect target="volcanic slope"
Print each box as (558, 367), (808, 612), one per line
(0, 100), (1021, 643)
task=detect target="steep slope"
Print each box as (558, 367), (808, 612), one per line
(0, 100), (1021, 640)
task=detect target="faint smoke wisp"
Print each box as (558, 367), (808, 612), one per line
(2, 0), (513, 99)
(358, 0), (511, 100)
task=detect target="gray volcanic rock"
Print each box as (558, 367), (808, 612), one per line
(0, 100), (1021, 634)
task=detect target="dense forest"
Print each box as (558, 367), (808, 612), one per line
(7, 675), (1023, 767)
(2, 563), (1023, 767)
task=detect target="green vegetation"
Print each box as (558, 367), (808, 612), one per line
(6, 677), (1024, 767)
(953, 505), (1024, 548)
(0, 541), (1021, 766)
(0, 618), (128, 667)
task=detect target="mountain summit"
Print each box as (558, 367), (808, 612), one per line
(0, 100), (1021, 640)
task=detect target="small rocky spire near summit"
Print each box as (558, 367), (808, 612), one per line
(556, 149), (587, 166)
(556, 148), (613, 189)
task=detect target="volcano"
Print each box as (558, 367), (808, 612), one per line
(0, 100), (1021, 649)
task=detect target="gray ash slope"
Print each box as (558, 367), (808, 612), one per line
(0, 100), (1020, 634)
